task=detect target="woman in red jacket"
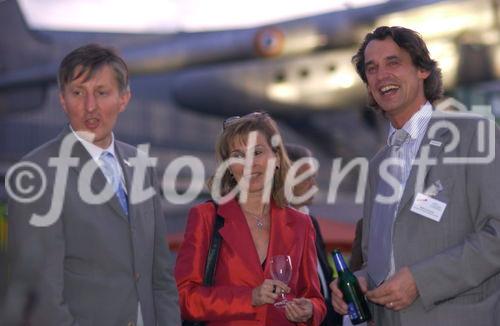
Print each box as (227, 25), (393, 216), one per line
(175, 112), (326, 325)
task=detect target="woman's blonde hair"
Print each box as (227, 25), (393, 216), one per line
(208, 112), (291, 207)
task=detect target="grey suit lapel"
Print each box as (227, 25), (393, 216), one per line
(397, 115), (451, 215)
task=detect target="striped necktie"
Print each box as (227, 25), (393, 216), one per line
(99, 151), (129, 216)
(368, 129), (409, 285)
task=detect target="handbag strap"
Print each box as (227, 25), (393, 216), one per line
(203, 201), (224, 286)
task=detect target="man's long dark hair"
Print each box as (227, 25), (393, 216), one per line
(352, 26), (443, 109)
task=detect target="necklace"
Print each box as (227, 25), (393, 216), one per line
(242, 206), (268, 230)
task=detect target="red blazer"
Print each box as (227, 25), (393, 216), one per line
(175, 199), (326, 325)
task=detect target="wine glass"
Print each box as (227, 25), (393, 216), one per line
(270, 255), (292, 308)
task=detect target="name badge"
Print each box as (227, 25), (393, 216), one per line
(429, 140), (442, 147)
(410, 193), (447, 222)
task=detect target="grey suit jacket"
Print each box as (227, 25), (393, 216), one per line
(361, 112), (500, 326)
(5, 127), (180, 326)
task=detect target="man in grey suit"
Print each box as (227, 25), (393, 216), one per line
(331, 26), (500, 325)
(3, 44), (180, 326)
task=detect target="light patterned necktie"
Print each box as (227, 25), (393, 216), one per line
(368, 128), (409, 285)
(100, 151), (129, 216)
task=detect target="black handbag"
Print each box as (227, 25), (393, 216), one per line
(182, 202), (224, 326)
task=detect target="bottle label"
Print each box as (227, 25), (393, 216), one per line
(347, 303), (360, 321)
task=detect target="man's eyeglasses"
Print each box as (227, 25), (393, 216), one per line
(222, 111), (269, 130)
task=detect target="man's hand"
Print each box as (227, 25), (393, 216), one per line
(366, 267), (418, 311)
(330, 276), (368, 315)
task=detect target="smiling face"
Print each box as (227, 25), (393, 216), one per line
(228, 131), (279, 195)
(364, 37), (430, 127)
(59, 64), (131, 148)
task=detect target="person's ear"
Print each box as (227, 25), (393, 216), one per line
(418, 68), (431, 80)
(118, 90), (131, 113)
(59, 92), (68, 115)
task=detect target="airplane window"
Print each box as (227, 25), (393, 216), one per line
(299, 68), (310, 79)
(327, 64), (337, 72)
(275, 71), (287, 83)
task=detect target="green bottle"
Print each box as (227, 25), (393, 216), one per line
(332, 249), (372, 324)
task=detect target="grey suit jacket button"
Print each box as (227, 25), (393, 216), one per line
(134, 272), (140, 282)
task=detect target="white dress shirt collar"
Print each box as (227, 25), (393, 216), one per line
(69, 125), (116, 162)
(388, 101), (433, 144)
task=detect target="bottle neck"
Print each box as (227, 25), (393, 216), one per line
(333, 251), (348, 273)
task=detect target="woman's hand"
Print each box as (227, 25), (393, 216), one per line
(285, 297), (313, 323)
(251, 279), (290, 306)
